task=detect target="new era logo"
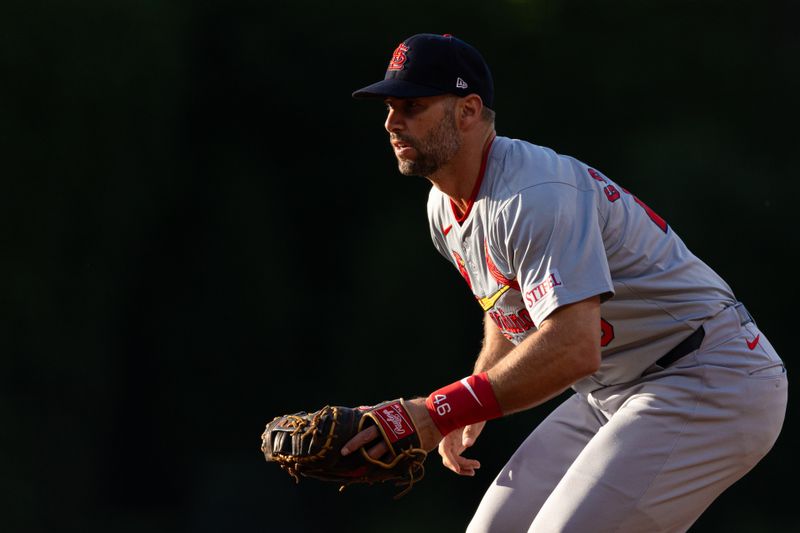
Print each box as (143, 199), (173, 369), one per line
(456, 77), (468, 89)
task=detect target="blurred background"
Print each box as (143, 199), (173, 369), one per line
(2, 0), (798, 531)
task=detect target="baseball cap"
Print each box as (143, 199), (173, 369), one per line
(352, 33), (494, 109)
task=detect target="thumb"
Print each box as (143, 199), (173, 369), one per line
(462, 421), (486, 448)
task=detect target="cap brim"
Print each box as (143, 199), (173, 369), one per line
(352, 78), (447, 100)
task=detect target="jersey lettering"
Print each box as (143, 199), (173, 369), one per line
(587, 168), (668, 233)
(488, 307), (536, 334)
(604, 184), (621, 202)
(524, 271), (563, 307)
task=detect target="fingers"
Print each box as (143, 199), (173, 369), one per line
(366, 441), (389, 460)
(438, 436), (461, 473)
(452, 455), (481, 476)
(438, 429), (481, 476)
(442, 447), (481, 476)
(438, 423), (485, 476)
(340, 425), (379, 456)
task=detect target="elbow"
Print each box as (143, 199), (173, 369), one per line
(585, 344), (602, 375)
(573, 338), (601, 379)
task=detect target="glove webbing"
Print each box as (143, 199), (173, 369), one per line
(271, 407), (339, 483)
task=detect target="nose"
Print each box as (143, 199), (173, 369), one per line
(384, 107), (404, 134)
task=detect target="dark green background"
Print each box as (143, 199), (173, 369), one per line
(2, 1), (797, 531)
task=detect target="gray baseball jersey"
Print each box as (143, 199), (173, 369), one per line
(427, 135), (736, 391)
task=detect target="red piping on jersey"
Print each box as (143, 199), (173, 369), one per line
(450, 134), (496, 224)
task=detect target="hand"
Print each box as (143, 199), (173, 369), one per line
(340, 422), (387, 460)
(341, 397), (443, 458)
(438, 421), (485, 476)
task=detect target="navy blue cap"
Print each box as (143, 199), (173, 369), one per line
(352, 33), (494, 109)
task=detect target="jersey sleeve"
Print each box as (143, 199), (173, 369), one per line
(491, 182), (614, 326)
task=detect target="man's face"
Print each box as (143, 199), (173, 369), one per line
(384, 95), (461, 177)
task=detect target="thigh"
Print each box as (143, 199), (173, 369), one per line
(467, 393), (605, 533)
(529, 337), (788, 533)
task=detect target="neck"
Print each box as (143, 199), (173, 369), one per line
(428, 128), (496, 214)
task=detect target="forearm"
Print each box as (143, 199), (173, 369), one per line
(487, 298), (601, 415)
(421, 297), (601, 442)
(473, 313), (515, 373)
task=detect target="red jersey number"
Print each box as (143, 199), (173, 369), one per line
(600, 318), (615, 347)
(589, 168), (668, 233)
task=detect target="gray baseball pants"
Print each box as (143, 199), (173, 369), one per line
(467, 304), (788, 533)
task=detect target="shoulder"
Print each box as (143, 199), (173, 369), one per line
(491, 183), (584, 245)
(483, 137), (596, 216)
(485, 136), (592, 201)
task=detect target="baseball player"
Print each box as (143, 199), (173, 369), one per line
(343, 33), (788, 532)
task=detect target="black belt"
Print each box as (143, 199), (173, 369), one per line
(655, 303), (754, 368)
(656, 326), (706, 368)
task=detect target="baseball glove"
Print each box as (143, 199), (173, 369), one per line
(261, 399), (427, 498)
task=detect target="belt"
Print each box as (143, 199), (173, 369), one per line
(656, 326), (705, 368)
(655, 302), (754, 368)
(733, 302), (754, 327)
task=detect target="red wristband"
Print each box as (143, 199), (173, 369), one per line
(425, 372), (503, 436)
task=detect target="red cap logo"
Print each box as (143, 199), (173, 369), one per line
(387, 43), (409, 71)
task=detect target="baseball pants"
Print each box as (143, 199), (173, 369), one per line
(467, 303), (788, 533)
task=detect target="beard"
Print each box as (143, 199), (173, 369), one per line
(392, 104), (461, 177)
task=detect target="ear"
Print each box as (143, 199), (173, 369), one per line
(457, 94), (484, 129)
